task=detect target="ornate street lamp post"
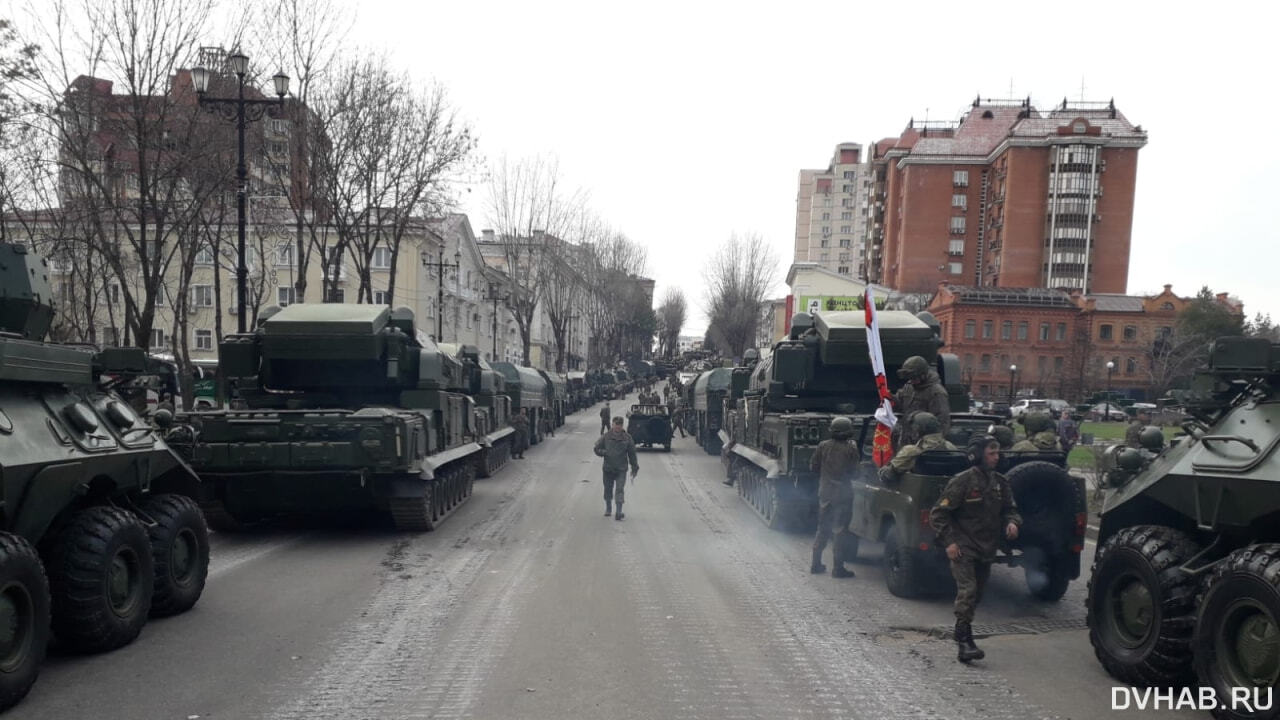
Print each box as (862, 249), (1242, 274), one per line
(191, 54), (289, 333)
(1008, 363), (1018, 404)
(1105, 360), (1116, 422)
(484, 282), (509, 360)
(421, 245), (462, 342)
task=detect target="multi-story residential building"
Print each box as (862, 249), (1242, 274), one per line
(793, 143), (871, 278)
(874, 97), (1147, 294)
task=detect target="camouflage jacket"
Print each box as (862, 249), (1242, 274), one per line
(600, 406), (611, 420)
(511, 414), (529, 433)
(930, 466), (1022, 559)
(893, 374), (951, 444)
(809, 437), (861, 504)
(594, 429), (638, 475)
(1011, 431), (1061, 452)
(1125, 421), (1143, 448)
(878, 433), (957, 483)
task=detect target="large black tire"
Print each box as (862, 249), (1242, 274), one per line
(43, 506), (153, 653)
(0, 533), (50, 713)
(883, 524), (923, 599)
(1024, 551), (1072, 602)
(141, 495), (210, 618)
(1087, 525), (1200, 686)
(1006, 460), (1078, 551)
(1193, 544), (1280, 719)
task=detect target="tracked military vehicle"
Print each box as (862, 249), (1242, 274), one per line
(722, 311), (965, 530)
(172, 304), (481, 532)
(440, 344), (514, 477)
(0, 243), (209, 711)
(1087, 337), (1280, 715)
(691, 367), (732, 455)
(492, 362), (548, 444)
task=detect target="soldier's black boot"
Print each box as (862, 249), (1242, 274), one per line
(615, 503), (624, 521)
(831, 545), (854, 578)
(956, 622), (985, 663)
(605, 501), (612, 517)
(810, 548), (826, 574)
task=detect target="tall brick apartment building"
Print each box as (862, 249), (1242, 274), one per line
(869, 97), (1147, 294)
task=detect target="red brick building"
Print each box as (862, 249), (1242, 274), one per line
(928, 284), (1242, 402)
(870, 97), (1147, 295)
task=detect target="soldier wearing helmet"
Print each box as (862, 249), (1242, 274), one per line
(878, 412), (958, 484)
(808, 416), (860, 578)
(1011, 412), (1061, 452)
(988, 424), (1016, 449)
(893, 355), (951, 447)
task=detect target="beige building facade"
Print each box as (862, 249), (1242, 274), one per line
(793, 143), (871, 278)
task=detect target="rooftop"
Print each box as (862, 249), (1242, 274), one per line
(940, 285), (1076, 308)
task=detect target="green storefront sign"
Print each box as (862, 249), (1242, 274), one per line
(798, 295), (886, 314)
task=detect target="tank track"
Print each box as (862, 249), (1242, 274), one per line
(734, 462), (808, 530)
(388, 461), (476, 532)
(476, 438), (512, 478)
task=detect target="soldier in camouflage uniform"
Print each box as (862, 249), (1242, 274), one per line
(594, 416), (639, 520)
(989, 424), (1015, 450)
(878, 413), (957, 484)
(930, 435), (1022, 663)
(809, 416), (860, 578)
(510, 409), (530, 459)
(1125, 410), (1151, 448)
(599, 403), (611, 435)
(1011, 412), (1061, 452)
(892, 355), (951, 447)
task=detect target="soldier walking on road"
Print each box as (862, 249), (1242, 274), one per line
(594, 417), (638, 520)
(809, 416), (860, 578)
(893, 355), (951, 447)
(599, 403), (610, 435)
(510, 409), (530, 459)
(930, 435), (1022, 663)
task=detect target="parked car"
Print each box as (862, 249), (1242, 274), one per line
(989, 401), (1012, 418)
(1010, 398), (1049, 418)
(1088, 402), (1128, 421)
(1044, 399), (1071, 418)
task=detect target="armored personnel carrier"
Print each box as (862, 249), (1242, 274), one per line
(172, 304), (481, 532)
(439, 343), (514, 477)
(1086, 337), (1280, 714)
(691, 367), (732, 455)
(0, 243), (209, 711)
(492, 362), (548, 445)
(722, 311), (965, 530)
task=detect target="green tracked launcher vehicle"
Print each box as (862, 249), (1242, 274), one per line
(492, 362), (548, 444)
(722, 311), (965, 531)
(173, 304), (483, 532)
(439, 343), (515, 477)
(1086, 337), (1280, 716)
(0, 243), (209, 712)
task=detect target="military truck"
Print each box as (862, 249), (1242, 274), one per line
(627, 403), (673, 450)
(493, 361), (548, 444)
(691, 367), (732, 455)
(1086, 337), (1280, 714)
(173, 304), (482, 532)
(439, 343), (514, 477)
(722, 311), (966, 530)
(567, 371), (588, 412)
(847, 413), (1087, 600)
(0, 243), (209, 711)
(536, 369), (567, 428)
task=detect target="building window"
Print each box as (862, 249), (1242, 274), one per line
(821, 212), (830, 220)
(948, 239), (964, 255)
(149, 329), (166, 350)
(109, 284), (121, 304)
(1123, 325), (1138, 342)
(1158, 326), (1172, 338)
(949, 262), (963, 275)
(102, 326), (119, 345)
(194, 329), (213, 351)
(979, 384), (990, 396)
(1054, 356), (1064, 372)
(820, 238), (829, 248)
(838, 252), (850, 262)
(374, 290), (390, 305)
(1099, 324), (1113, 340)
(949, 216), (966, 235)
(1124, 357), (1136, 374)
(1038, 355), (1049, 373)
(1056, 323), (1067, 341)
(952, 193), (967, 209)
(1001, 321), (1012, 340)
(964, 320), (976, 339)
(842, 170), (854, 179)
(372, 247), (392, 270)
(982, 320), (993, 339)
(195, 245), (215, 265)
(275, 242), (295, 268)
(822, 225), (831, 236)
(1016, 321), (1027, 340)
(841, 211), (852, 220)
(839, 238), (851, 248)
(964, 353), (974, 369)
(819, 253), (829, 262)
(1161, 302), (1174, 311)
(837, 266), (850, 274)
(1039, 323), (1050, 341)
(192, 284), (214, 307)
(980, 354), (991, 371)
(840, 225), (851, 233)
(270, 119), (290, 136)
(278, 286), (296, 306)
(953, 170), (969, 187)
(325, 288), (346, 303)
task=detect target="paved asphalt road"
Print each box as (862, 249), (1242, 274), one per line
(12, 391), (1195, 720)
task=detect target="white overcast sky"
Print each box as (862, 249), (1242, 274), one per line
(353, 0), (1275, 335)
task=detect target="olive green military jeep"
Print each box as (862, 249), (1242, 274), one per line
(846, 414), (1087, 601)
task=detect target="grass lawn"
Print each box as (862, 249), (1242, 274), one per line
(1061, 421), (1182, 470)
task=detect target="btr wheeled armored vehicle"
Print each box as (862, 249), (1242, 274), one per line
(626, 403), (673, 451)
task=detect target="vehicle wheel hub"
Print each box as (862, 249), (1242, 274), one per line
(1113, 574), (1154, 646)
(0, 583), (33, 671)
(1221, 600), (1280, 687)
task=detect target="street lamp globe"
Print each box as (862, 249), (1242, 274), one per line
(190, 66), (211, 94)
(1106, 361), (1115, 371)
(1010, 364), (1017, 373)
(228, 52), (249, 76)
(272, 72), (290, 98)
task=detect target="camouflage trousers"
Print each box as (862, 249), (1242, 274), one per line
(600, 420), (609, 435)
(812, 499), (854, 559)
(950, 558), (992, 623)
(603, 470), (626, 507)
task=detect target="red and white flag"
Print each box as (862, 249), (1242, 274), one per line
(864, 288), (897, 466)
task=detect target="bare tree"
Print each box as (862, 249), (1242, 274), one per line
(656, 287), (686, 359)
(704, 232), (777, 360)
